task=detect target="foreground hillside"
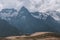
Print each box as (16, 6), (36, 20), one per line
(0, 32), (60, 40)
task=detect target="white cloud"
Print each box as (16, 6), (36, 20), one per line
(0, 0), (60, 12)
(0, 0), (23, 10)
(25, 0), (60, 12)
(0, 3), (3, 11)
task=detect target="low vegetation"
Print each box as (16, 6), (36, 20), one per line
(0, 32), (60, 40)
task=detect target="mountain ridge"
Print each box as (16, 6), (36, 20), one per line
(0, 7), (60, 34)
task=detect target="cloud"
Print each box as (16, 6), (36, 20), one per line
(0, 3), (3, 11)
(24, 0), (60, 12)
(0, 0), (60, 12)
(0, 0), (23, 10)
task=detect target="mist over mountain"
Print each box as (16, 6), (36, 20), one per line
(0, 6), (60, 35)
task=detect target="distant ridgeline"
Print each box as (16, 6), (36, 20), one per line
(0, 6), (60, 37)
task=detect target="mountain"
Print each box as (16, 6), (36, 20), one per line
(31, 12), (60, 32)
(0, 7), (60, 34)
(8, 7), (60, 34)
(0, 18), (20, 37)
(45, 15), (60, 32)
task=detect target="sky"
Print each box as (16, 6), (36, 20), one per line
(0, 0), (60, 12)
(0, 0), (60, 21)
(0, 0), (23, 11)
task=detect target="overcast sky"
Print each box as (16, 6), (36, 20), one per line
(0, 0), (60, 12)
